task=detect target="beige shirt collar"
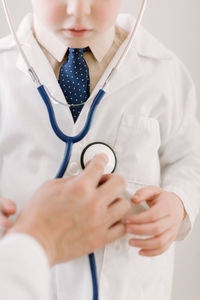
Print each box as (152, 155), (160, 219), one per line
(33, 14), (115, 63)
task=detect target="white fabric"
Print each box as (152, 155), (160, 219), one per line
(0, 12), (200, 300)
(0, 233), (51, 300)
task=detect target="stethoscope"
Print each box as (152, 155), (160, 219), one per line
(1, 0), (147, 299)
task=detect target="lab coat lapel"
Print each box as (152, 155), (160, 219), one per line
(15, 14), (74, 126)
(106, 47), (143, 96)
(90, 29), (143, 99)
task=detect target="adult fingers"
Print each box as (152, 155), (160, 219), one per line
(78, 154), (109, 187)
(132, 186), (162, 204)
(107, 198), (131, 227)
(98, 174), (112, 186)
(0, 198), (16, 216)
(106, 222), (126, 244)
(98, 174), (126, 206)
(126, 216), (173, 236)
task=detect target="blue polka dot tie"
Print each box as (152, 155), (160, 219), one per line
(58, 48), (90, 122)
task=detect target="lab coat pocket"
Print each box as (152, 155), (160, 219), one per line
(114, 114), (161, 186)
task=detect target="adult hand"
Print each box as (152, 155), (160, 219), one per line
(9, 154), (131, 266)
(126, 186), (186, 257)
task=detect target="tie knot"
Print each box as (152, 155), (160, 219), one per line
(69, 48), (86, 56)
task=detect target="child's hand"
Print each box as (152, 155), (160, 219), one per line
(126, 186), (186, 257)
(0, 198), (16, 237)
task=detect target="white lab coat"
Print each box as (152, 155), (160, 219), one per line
(0, 234), (51, 300)
(0, 13), (200, 300)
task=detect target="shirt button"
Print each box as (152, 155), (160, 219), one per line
(68, 161), (80, 176)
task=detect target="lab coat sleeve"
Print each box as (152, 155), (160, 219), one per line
(159, 58), (200, 240)
(0, 233), (52, 300)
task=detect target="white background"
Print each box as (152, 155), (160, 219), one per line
(0, 1), (200, 299)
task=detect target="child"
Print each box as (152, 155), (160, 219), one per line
(0, 0), (200, 299)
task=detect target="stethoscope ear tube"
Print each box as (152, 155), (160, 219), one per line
(1, 0), (41, 84)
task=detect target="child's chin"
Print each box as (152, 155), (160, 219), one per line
(61, 37), (91, 49)
(59, 30), (93, 46)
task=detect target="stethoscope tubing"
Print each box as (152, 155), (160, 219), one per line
(56, 142), (73, 178)
(89, 253), (98, 300)
(37, 85), (105, 144)
(38, 84), (104, 299)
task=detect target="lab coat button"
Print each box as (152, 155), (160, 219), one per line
(68, 161), (80, 176)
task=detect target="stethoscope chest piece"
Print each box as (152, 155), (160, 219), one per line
(80, 142), (117, 174)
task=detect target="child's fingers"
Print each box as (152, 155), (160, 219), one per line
(0, 215), (13, 229)
(126, 216), (172, 236)
(126, 201), (168, 224)
(137, 237), (174, 257)
(0, 198), (16, 216)
(132, 186), (162, 203)
(129, 228), (173, 250)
